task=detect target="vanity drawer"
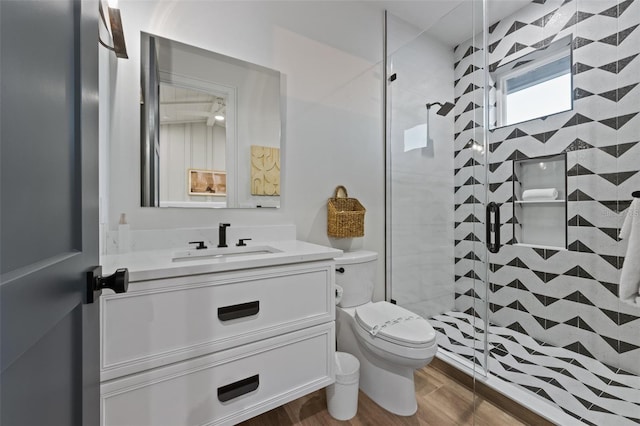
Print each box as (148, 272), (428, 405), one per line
(101, 323), (335, 426)
(101, 262), (334, 380)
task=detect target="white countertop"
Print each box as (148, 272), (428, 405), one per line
(101, 240), (343, 282)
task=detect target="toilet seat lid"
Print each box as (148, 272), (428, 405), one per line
(355, 302), (436, 347)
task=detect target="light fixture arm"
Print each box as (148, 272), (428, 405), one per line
(98, 1), (128, 59)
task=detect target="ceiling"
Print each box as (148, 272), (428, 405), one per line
(379, 0), (532, 47)
(160, 84), (227, 128)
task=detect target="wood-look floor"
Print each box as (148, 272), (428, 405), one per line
(239, 363), (529, 426)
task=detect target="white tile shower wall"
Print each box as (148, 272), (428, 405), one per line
(388, 23), (455, 317)
(454, 0), (640, 375)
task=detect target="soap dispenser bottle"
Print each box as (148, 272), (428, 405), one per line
(118, 213), (130, 254)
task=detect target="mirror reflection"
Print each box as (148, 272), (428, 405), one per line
(160, 84), (229, 207)
(140, 32), (282, 209)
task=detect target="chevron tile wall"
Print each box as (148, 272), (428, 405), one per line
(432, 311), (640, 425)
(453, 0), (640, 377)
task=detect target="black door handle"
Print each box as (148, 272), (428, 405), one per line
(86, 266), (129, 304)
(486, 202), (501, 254)
(218, 374), (259, 402)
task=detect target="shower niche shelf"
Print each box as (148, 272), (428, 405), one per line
(513, 154), (566, 250)
(514, 200), (564, 204)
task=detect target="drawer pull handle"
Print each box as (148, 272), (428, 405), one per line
(218, 301), (260, 321)
(217, 374), (260, 402)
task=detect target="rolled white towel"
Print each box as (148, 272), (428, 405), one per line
(619, 198), (640, 303)
(522, 188), (559, 201)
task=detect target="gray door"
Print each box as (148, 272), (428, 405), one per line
(1, 0), (100, 424)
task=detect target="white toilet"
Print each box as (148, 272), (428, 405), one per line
(335, 251), (437, 416)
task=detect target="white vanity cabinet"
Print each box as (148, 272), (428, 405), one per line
(99, 259), (336, 426)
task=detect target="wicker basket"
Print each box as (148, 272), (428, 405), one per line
(327, 185), (365, 238)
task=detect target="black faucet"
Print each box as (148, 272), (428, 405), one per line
(218, 223), (230, 248)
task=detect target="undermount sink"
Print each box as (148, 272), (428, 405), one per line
(172, 245), (282, 262)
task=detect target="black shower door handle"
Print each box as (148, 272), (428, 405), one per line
(486, 202), (501, 254)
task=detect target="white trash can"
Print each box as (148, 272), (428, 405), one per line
(326, 352), (360, 421)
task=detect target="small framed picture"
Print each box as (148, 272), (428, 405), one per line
(188, 169), (226, 196)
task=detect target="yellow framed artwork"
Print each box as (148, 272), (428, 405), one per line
(250, 145), (280, 196)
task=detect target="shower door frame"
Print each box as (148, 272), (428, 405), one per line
(383, 0), (492, 377)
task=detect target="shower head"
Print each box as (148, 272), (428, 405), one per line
(426, 101), (455, 116)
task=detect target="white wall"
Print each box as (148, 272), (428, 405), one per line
(159, 122), (226, 203)
(101, 1), (386, 299)
(386, 18), (456, 318)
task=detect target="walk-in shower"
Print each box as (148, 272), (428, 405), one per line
(386, 1), (640, 424)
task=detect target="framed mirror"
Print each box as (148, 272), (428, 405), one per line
(488, 35), (573, 129)
(140, 32), (282, 208)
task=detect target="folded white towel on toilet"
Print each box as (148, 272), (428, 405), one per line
(619, 198), (640, 305)
(522, 188), (559, 201)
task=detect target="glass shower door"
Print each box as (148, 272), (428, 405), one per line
(385, 1), (490, 422)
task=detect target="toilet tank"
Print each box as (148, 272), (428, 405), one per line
(335, 250), (378, 308)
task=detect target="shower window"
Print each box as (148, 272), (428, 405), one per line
(490, 35), (573, 128)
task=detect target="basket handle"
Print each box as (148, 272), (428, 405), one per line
(333, 185), (348, 198)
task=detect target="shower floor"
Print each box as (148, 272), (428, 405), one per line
(430, 311), (640, 426)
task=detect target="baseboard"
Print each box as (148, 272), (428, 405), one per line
(430, 358), (555, 426)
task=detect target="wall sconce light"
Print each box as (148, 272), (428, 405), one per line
(99, 0), (128, 59)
